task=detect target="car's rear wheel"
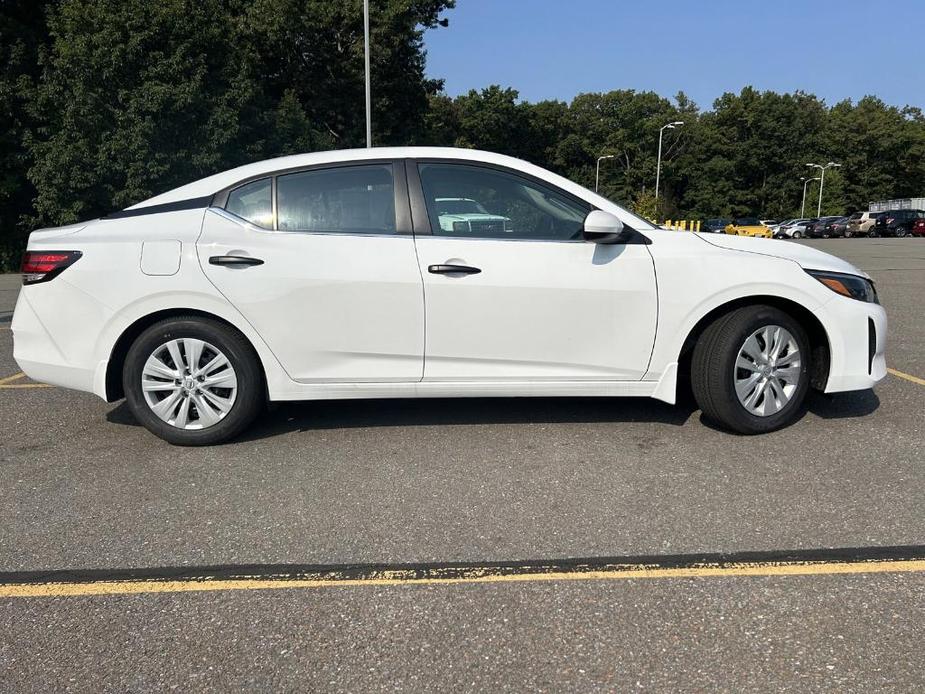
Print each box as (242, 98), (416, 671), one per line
(791, 231), (802, 239)
(896, 227), (908, 238)
(691, 306), (810, 434)
(123, 317), (264, 445)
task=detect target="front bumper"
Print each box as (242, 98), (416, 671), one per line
(821, 296), (887, 393)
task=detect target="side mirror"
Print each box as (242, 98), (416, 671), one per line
(582, 210), (626, 244)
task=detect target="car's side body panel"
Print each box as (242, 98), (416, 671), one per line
(412, 235), (657, 381)
(12, 209), (293, 400)
(640, 232), (887, 394)
(197, 208), (425, 384)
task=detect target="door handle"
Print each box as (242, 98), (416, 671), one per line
(209, 255), (264, 267)
(428, 264), (481, 275)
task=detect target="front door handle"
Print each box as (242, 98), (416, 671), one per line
(209, 255), (264, 267)
(428, 264), (481, 275)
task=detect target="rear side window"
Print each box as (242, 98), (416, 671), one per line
(226, 178), (273, 229)
(276, 165), (395, 234)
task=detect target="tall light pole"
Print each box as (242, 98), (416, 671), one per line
(655, 121), (683, 201)
(806, 162), (841, 217)
(363, 0), (372, 148)
(595, 155), (614, 193)
(800, 176), (820, 218)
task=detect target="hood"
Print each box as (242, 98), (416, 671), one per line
(440, 213), (508, 222)
(696, 233), (869, 278)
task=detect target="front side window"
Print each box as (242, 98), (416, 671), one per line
(418, 163), (590, 241)
(276, 164), (395, 234)
(226, 178), (273, 229)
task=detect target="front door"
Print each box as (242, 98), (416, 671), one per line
(409, 161), (657, 382)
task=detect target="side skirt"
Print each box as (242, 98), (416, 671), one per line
(267, 379), (667, 402)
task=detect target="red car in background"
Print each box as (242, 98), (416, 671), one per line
(913, 218), (925, 237)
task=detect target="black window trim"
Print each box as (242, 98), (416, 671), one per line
(406, 157), (649, 245)
(212, 158), (413, 237)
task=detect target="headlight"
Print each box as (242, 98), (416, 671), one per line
(806, 270), (878, 303)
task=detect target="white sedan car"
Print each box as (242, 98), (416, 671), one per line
(13, 147), (886, 445)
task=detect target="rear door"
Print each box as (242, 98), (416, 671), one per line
(408, 160), (657, 382)
(197, 161), (424, 383)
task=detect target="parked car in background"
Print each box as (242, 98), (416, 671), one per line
(701, 218), (731, 233)
(11, 146), (887, 443)
(845, 211), (879, 238)
(435, 197), (511, 235)
(873, 209), (925, 237)
(772, 219), (809, 239)
(913, 218), (925, 237)
(725, 218), (772, 238)
(805, 216), (842, 238)
(759, 219), (779, 227)
(782, 218), (816, 239)
(823, 216), (850, 238)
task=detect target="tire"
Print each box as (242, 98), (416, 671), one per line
(791, 231), (802, 239)
(123, 317), (264, 445)
(845, 230), (853, 238)
(896, 227), (908, 238)
(691, 306), (811, 434)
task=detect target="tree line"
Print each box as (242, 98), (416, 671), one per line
(3, 0), (924, 268)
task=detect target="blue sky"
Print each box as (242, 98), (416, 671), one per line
(425, 0), (925, 111)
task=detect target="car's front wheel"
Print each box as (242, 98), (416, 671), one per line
(691, 306), (810, 434)
(123, 317), (264, 445)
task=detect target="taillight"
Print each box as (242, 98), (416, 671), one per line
(20, 250), (82, 285)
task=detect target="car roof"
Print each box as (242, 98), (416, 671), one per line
(129, 147), (560, 210)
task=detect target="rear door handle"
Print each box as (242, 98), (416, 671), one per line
(428, 264), (481, 275)
(209, 255), (264, 267)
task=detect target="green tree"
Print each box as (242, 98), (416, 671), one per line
(0, 0), (50, 264)
(27, 0), (453, 228)
(28, 0), (265, 225)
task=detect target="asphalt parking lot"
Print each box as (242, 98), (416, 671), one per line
(1, 238), (923, 691)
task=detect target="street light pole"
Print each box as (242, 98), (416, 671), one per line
(595, 155), (614, 193)
(363, 0), (372, 148)
(806, 162), (841, 217)
(801, 176), (820, 218)
(655, 121), (684, 201)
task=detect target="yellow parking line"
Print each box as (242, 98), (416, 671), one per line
(0, 372), (52, 389)
(888, 368), (925, 387)
(2, 558), (924, 599)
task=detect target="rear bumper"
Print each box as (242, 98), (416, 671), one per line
(12, 285), (107, 397)
(822, 297), (887, 393)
